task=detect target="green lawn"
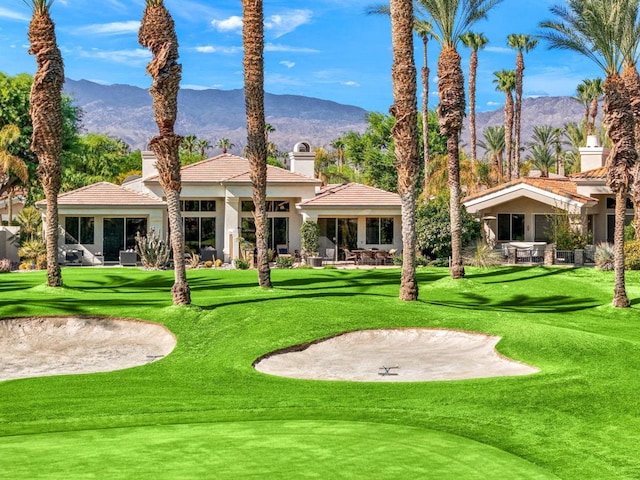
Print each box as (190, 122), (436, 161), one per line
(1, 266), (639, 479)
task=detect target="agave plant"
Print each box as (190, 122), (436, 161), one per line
(595, 242), (615, 271)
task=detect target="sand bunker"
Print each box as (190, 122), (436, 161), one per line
(254, 328), (539, 382)
(0, 316), (176, 381)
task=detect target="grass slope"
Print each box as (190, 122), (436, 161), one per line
(0, 267), (639, 479)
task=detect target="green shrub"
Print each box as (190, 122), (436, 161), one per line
(463, 241), (503, 268)
(392, 254), (403, 266)
(300, 221), (319, 260)
(624, 225), (636, 242)
(276, 255), (294, 269)
(234, 258), (249, 270)
(135, 230), (170, 269)
(595, 243), (614, 271)
(624, 240), (640, 270)
(18, 239), (46, 269)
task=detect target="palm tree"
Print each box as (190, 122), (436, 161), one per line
(25, 0), (64, 287)
(264, 123), (275, 143)
(586, 78), (604, 135)
(139, 0), (190, 305)
(243, 0), (271, 288)
(526, 144), (555, 177)
(181, 134), (198, 155)
(196, 139), (211, 157)
(415, 19), (432, 191)
(0, 124), (29, 197)
(540, 0), (636, 308)
(215, 138), (234, 154)
(573, 81), (592, 129)
(460, 32), (488, 167)
(507, 34), (538, 179)
(478, 125), (505, 183)
(389, 0), (420, 300)
(417, 0), (504, 279)
(493, 70), (516, 180)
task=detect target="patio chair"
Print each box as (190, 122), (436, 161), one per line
(375, 250), (388, 265)
(343, 248), (357, 264)
(323, 248), (335, 264)
(276, 244), (289, 255)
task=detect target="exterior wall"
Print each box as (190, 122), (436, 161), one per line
(0, 226), (20, 263)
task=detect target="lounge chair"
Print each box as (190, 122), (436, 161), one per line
(343, 248), (357, 264)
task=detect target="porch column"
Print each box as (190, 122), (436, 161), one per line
(224, 197), (240, 263)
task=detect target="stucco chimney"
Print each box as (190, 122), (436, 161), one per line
(288, 142), (315, 179)
(578, 136), (610, 172)
(141, 151), (159, 179)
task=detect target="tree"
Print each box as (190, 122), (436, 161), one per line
(0, 125), (28, 199)
(181, 134), (197, 155)
(25, 0), (65, 288)
(416, 0), (503, 279)
(460, 32), (488, 167)
(478, 125), (505, 182)
(493, 70), (516, 180)
(540, 0), (636, 308)
(139, 0), (190, 305)
(507, 34), (538, 179)
(243, 0), (271, 288)
(586, 78), (604, 135)
(415, 20), (433, 190)
(215, 138), (234, 154)
(526, 144), (555, 177)
(264, 123), (275, 143)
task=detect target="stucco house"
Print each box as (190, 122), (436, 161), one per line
(38, 142), (402, 265)
(462, 136), (634, 250)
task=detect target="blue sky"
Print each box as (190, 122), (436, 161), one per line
(0, 0), (601, 113)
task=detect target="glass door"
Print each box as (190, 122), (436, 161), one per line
(103, 218), (125, 262)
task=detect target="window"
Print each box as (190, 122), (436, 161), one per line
(606, 197), (634, 209)
(606, 214), (634, 243)
(181, 200), (216, 212)
(498, 214), (525, 241)
(534, 214), (554, 243)
(241, 200), (290, 212)
(183, 217), (216, 251)
(240, 217), (288, 250)
(366, 217), (394, 244)
(64, 217), (94, 244)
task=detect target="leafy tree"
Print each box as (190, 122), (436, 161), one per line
(215, 138), (234, 154)
(478, 125), (505, 182)
(0, 124), (28, 198)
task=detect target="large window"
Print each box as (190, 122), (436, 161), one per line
(240, 217), (288, 250)
(607, 214), (634, 243)
(366, 217), (394, 244)
(534, 214), (554, 243)
(241, 200), (290, 212)
(184, 217), (215, 251)
(65, 217), (94, 244)
(181, 200), (216, 212)
(498, 213), (525, 241)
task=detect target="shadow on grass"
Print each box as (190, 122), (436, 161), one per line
(467, 266), (572, 284)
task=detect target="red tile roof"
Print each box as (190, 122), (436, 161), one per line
(147, 154), (320, 184)
(568, 167), (607, 179)
(463, 177), (595, 204)
(298, 183), (401, 207)
(36, 182), (165, 207)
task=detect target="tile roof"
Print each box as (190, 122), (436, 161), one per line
(36, 182), (165, 207)
(298, 183), (401, 207)
(568, 167), (607, 179)
(463, 177), (595, 205)
(147, 154), (320, 184)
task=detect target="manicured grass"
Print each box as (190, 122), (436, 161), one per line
(1, 266), (639, 479)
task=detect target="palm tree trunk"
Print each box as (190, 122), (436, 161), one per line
(390, 0), (419, 300)
(437, 46), (466, 279)
(421, 35), (430, 192)
(468, 50), (478, 165)
(505, 94), (514, 181)
(28, 10), (64, 287)
(514, 52), (524, 178)
(621, 65), (640, 241)
(603, 74), (634, 308)
(243, 0), (271, 288)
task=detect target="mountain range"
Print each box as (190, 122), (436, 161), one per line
(64, 78), (590, 156)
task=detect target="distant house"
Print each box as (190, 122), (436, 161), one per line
(463, 136), (633, 247)
(37, 142), (402, 265)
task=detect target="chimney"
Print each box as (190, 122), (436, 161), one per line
(288, 141), (315, 179)
(578, 136), (610, 172)
(141, 151), (159, 179)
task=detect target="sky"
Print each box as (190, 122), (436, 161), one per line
(0, 0), (602, 114)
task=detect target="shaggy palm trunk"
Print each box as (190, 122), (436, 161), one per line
(621, 65), (640, 240)
(588, 97), (599, 136)
(437, 46), (465, 279)
(243, 0), (271, 288)
(603, 74), (634, 308)
(421, 35), (430, 192)
(139, 1), (190, 305)
(513, 52), (524, 178)
(468, 50), (478, 165)
(390, 0), (419, 300)
(504, 93), (514, 181)
(28, 10), (64, 287)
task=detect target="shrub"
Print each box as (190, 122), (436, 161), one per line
(392, 254), (403, 266)
(135, 230), (170, 269)
(463, 241), (503, 268)
(624, 240), (640, 270)
(624, 225), (636, 242)
(595, 243), (615, 271)
(18, 239), (46, 269)
(214, 259), (223, 268)
(204, 260), (213, 268)
(0, 258), (12, 273)
(234, 258), (249, 270)
(186, 253), (200, 269)
(300, 220), (319, 261)
(276, 255), (294, 269)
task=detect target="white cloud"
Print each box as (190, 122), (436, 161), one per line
(78, 48), (151, 66)
(194, 45), (242, 55)
(265, 9), (313, 38)
(0, 7), (29, 22)
(74, 21), (140, 36)
(280, 61), (295, 69)
(342, 81), (360, 87)
(485, 46), (513, 54)
(265, 43), (319, 54)
(182, 84), (216, 91)
(487, 101), (501, 106)
(211, 16), (243, 33)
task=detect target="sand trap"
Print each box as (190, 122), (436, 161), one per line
(0, 316), (176, 381)
(254, 328), (539, 382)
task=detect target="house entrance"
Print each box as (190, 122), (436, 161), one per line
(103, 218), (147, 262)
(318, 218), (357, 260)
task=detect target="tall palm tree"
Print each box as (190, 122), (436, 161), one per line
(478, 125), (505, 183)
(540, 0), (636, 308)
(181, 134), (198, 155)
(25, 0), (64, 287)
(460, 31), (488, 167)
(196, 139), (211, 157)
(415, 19), (432, 191)
(493, 69), (516, 180)
(573, 81), (592, 129)
(139, 0), (190, 305)
(215, 138), (234, 154)
(264, 123), (275, 143)
(389, 0), (420, 300)
(507, 34), (538, 179)
(417, 0), (504, 279)
(586, 78), (604, 135)
(526, 144), (555, 177)
(243, 0), (271, 288)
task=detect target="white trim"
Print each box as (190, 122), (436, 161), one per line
(464, 183), (593, 212)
